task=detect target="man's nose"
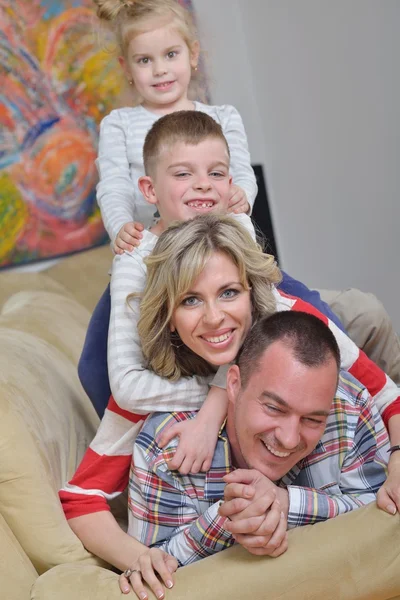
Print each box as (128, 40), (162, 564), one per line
(275, 417), (301, 451)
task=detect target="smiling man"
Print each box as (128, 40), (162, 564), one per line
(129, 311), (389, 565)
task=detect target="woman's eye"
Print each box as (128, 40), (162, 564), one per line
(167, 50), (177, 59)
(220, 288), (239, 299)
(181, 296), (200, 307)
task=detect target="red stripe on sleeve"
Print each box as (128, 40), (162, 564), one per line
(348, 350), (387, 398)
(69, 447), (132, 494)
(382, 397), (400, 430)
(59, 490), (111, 520)
(287, 297), (329, 325)
(107, 395), (149, 423)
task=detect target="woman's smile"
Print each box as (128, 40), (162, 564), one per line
(171, 251), (252, 366)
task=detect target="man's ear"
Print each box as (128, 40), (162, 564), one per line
(190, 40), (200, 69)
(138, 176), (157, 205)
(226, 365), (241, 406)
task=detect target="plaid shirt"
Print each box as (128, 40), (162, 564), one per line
(128, 371), (389, 566)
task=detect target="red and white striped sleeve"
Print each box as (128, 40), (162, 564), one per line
(59, 396), (148, 519)
(274, 288), (400, 428)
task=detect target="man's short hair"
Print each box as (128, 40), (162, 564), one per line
(237, 311), (341, 388)
(143, 110), (230, 177)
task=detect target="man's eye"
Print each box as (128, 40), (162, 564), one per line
(266, 405), (282, 413)
(304, 417), (324, 426)
(181, 296), (200, 307)
(220, 289), (239, 300)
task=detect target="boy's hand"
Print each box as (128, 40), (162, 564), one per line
(158, 416), (219, 475)
(114, 221), (144, 254)
(228, 184), (250, 215)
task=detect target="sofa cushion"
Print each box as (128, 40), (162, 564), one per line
(31, 504), (400, 600)
(0, 291), (105, 574)
(0, 514), (37, 600)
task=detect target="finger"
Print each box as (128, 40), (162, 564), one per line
(165, 446), (185, 471)
(200, 457), (212, 472)
(128, 570), (150, 600)
(269, 532), (289, 558)
(124, 230), (143, 242)
(223, 469), (259, 485)
(148, 552), (175, 591)
(116, 239), (134, 252)
(377, 486), (397, 515)
(119, 573), (133, 595)
(219, 497), (252, 518)
(224, 482), (255, 502)
(256, 499), (283, 537)
(158, 424), (181, 448)
(139, 556), (166, 600)
(225, 515), (266, 535)
(164, 554), (179, 575)
(114, 245), (124, 255)
(178, 454), (196, 475)
(132, 221), (145, 232)
(233, 530), (276, 548)
(261, 510), (287, 550)
(190, 457), (204, 474)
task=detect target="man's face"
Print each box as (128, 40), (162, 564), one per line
(226, 340), (338, 481)
(139, 139), (232, 228)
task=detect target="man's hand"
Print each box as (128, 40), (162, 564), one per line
(228, 184), (250, 215)
(114, 221), (144, 254)
(377, 451), (400, 515)
(219, 469), (289, 557)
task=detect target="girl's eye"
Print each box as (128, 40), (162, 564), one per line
(181, 296), (200, 307)
(220, 288), (239, 300)
(167, 50), (178, 59)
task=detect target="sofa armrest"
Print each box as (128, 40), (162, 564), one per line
(31, 504), (400, 600)
(0, 514), (38, 600)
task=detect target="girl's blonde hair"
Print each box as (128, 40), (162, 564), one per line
(93, 0), (201, 102)
(131, 215), (282, 381)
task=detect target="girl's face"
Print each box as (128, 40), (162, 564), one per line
(120, 21), (199, 113)
(171, 251), (253, 366)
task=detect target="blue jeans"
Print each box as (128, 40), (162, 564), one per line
(78, 284), (111, 418)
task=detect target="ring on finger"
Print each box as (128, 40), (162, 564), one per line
(123, 568), (141, 579)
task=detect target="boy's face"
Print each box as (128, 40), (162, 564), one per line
(139, 138), (232, 229)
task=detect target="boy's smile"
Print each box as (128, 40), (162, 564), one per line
(139, 139), (232, 233)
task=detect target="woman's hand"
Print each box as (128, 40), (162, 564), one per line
(158, 415), (219, 474)
(114, 221), (144, 254)
(119, 547), (178, 599)
(377, 450), (400, 514)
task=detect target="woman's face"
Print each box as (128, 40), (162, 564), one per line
(171, 251), (253, 366)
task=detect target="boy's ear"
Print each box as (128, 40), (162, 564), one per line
(138, 175), (158, 205)
(190, 40), (200, 69)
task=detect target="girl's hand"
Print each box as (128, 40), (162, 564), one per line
(377, 450), (400, 514)
(158, 416), (219, 475)
(228, 184), (250, 214)
(119, 547), (178, 599)
(114, 221), (144, 254)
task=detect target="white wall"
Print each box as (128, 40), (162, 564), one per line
(193, 0), (400, 330)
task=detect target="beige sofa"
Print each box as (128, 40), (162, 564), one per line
(1, 245), (400, 600)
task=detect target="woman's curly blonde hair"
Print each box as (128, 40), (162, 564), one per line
(130, 215), (282, 381)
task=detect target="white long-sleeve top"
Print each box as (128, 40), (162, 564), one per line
(96, 102), (258, 242)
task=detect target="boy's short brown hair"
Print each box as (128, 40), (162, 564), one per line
(143, 110), (230, 177)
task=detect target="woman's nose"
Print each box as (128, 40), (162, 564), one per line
(203, 302), (224, 326)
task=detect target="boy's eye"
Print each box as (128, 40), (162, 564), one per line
(137, 57), (150, 64)
(210, 171), (226, 178)
(175, 171), (191, 178)
(181, 296), (200, 307)
(220, 288), (239, 300)
(167, 50), (178, 59)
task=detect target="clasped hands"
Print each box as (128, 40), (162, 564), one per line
(218, 469), (289, 557)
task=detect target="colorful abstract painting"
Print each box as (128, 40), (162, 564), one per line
(0, 0), (199, 269)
